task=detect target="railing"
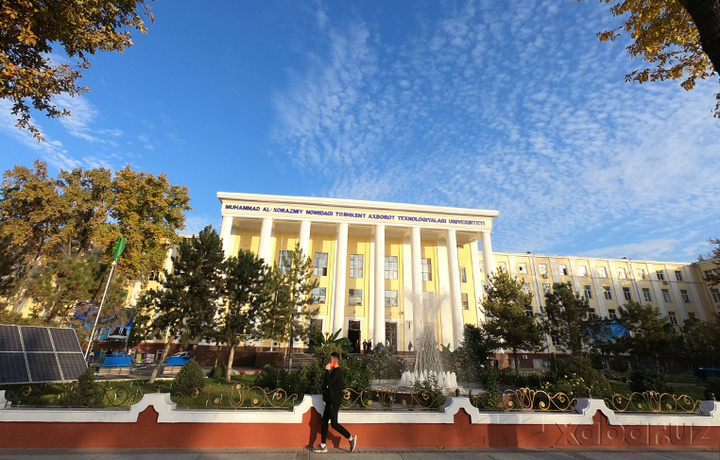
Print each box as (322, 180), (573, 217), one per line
(1, 382), (706, 414)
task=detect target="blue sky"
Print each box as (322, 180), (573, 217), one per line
(1, 1), (719, 262)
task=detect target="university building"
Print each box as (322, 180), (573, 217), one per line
(217, 192), (720, 359)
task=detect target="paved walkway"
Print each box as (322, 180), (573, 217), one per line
(0, 448), (717, 460)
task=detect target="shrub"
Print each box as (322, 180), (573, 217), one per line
(255, 364), (279, 390)
(368, 343), (402, 379)
(211, 362), (227, 379)
(173, 359), (206, 396)
(629, 369), (673, 394)
(277, 365), (311, 396)
(609, 355), (629, 374)
(477, 365), (500, 408)
(704, 377), (720, 400)
(70, 367), (104, 407)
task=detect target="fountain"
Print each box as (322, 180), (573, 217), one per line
(399, 291), (458, 390)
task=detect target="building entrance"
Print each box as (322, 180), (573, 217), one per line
(348, 320), (361, 353)
(385, 322), (397, 351)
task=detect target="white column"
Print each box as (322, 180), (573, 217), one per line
(219, 215), (234, 259)
(437, 239), (453, 347)
(373, 224), (386, 347)
(470, 243), (485, 323)
(332, 222), (348, 333)
(481, 232), (495, 276)
(410, 226), (423, 344)
(258, 217), (273, 262)
(446, 229), (463, 349)
(298, 219), (311, 258)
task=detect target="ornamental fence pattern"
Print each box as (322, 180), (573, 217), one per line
(2, 381), (707, 415)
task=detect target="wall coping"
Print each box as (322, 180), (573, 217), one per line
(1, 390), (718, 426)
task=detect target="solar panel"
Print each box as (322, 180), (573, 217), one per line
(0, 325), (87, 384)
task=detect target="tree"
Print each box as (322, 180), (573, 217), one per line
(143, 226), (225, 383)
(542, 282), (594, 357)
(107, 166), (191, 280)
(259, 243), (319, 369)
(616, 300), (679, 370)
(481, 269), (544, 372)
(455, 323), (497, 383)
(589, 0), (720, 115)
(704, 237), (720, 285)
(24, 255), (127, 333)
(216, 249), (269, 381)
(680, 314), (720, 368)
(0, 228), (27, 305)
(1, 0), (153, 139)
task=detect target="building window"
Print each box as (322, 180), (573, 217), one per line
(603, 286), (612, 300)
(675, 270), (684, 282)
(642, 288), (652, 302)
(525, 307), (534, 318)
(522, 283), (531, 295)
(638, 269), (646, 280)
(421, 258), (433, 281)
(589, 309), (599, 320)
(662, 289), (671, 302)
(498, 261), (507, 272)
(311, 287), (326, 304)
(461, 293), (469, 310)
(313, 252), (328, 276)
(704, 270), (713, 280)
(559, 264), (568, 276)
(349, 254), (364, 278)
(711, 288), (720, 303)
(539, 264), (548, 276)
(279, 250), (292, 274)
(385, 256), (398, 280)
(348, 289), (363, 306)
(518, 262), (528, 274)
(618, 268), (627, 279)
(385, 290), (398, 307)
(688, 312), (696, 319)
(542, 283), (551, 294)
(623, 287), (632, 301)
(583, 285), (592, 300)
(148, 271), (159, 282)
(608, 309), (617, 320)
(668, 311), (678, 325)
(681, 290), (690, 303)
(460, 267), (467, 283)
(656, 270), (665, 281)
(598, 267), (608, 278)
(578, 265), (588, 277)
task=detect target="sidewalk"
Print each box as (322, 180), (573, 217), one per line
(0, 448), (717, 460)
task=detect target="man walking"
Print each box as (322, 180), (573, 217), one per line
(313, 352), (358, 453)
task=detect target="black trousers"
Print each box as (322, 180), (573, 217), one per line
(321, 401), (350, 443)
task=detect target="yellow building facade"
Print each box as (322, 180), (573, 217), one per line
(218, 192), (499, 351)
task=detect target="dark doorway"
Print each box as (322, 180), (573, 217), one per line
(348, 320), (361, 353)
(385, 322), (397, 351)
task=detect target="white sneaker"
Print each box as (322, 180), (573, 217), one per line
(350, 435), (358, 453)
(313, 444), (327, 453)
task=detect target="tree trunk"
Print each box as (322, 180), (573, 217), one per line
(226, 344), (235, 382)
(678, 0), (720, 72)
(148, 339), (173, 384)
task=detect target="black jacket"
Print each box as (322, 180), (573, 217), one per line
(323, 366), (343, 404)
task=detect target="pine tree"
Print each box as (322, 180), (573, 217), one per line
(481, 269), (544, 371)
(216, 249), (269, 381)
(542, 282), (594, 357)
(259, 243), (319, 369)
(144, 226), (225, 383)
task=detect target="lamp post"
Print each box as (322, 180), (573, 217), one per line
(84, 237), (125, 361)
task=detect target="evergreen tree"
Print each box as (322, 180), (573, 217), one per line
(216, 249), (269, 381)
(456, 323), (497, 383)
(259, 243), (319, 369)
(481, 269), (544, 371)
(144, 226), (225, 383)
(542, 282), (594, 357)
(616, 300), (678, 371)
